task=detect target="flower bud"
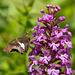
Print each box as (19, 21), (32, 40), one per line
(54, 9), (58, 13)
(56, 5), (61, 11)
(41, 9), (44, 13)
(38, 17), (42, 22)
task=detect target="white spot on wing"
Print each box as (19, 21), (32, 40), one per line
(18, 42), (25, 49)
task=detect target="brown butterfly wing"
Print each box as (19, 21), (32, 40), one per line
(18, 34), (30, 52)
(3, 33), (30, 54)
(3, 38), (25, 54)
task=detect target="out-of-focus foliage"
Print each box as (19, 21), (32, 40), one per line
(0, 0), (75, 75)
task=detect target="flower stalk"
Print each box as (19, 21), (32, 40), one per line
(28, 4), (74, 75)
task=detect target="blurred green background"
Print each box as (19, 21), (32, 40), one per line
(0, 0), (75, 75)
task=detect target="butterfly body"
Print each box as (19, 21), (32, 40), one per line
(3, 33), (30, 54)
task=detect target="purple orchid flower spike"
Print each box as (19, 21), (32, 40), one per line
(28, 4), (75, 75)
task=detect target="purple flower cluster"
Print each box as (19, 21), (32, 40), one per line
(28, 5), (74, 75)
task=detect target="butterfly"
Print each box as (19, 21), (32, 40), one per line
(3, 33), (30, 54)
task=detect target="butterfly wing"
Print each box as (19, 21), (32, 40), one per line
(3, 33), (30, 54)
(18, 34), (30, 52)
(3, 38), (25, 54)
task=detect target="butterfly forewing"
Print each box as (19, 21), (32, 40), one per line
(3, 33), (30, 54)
